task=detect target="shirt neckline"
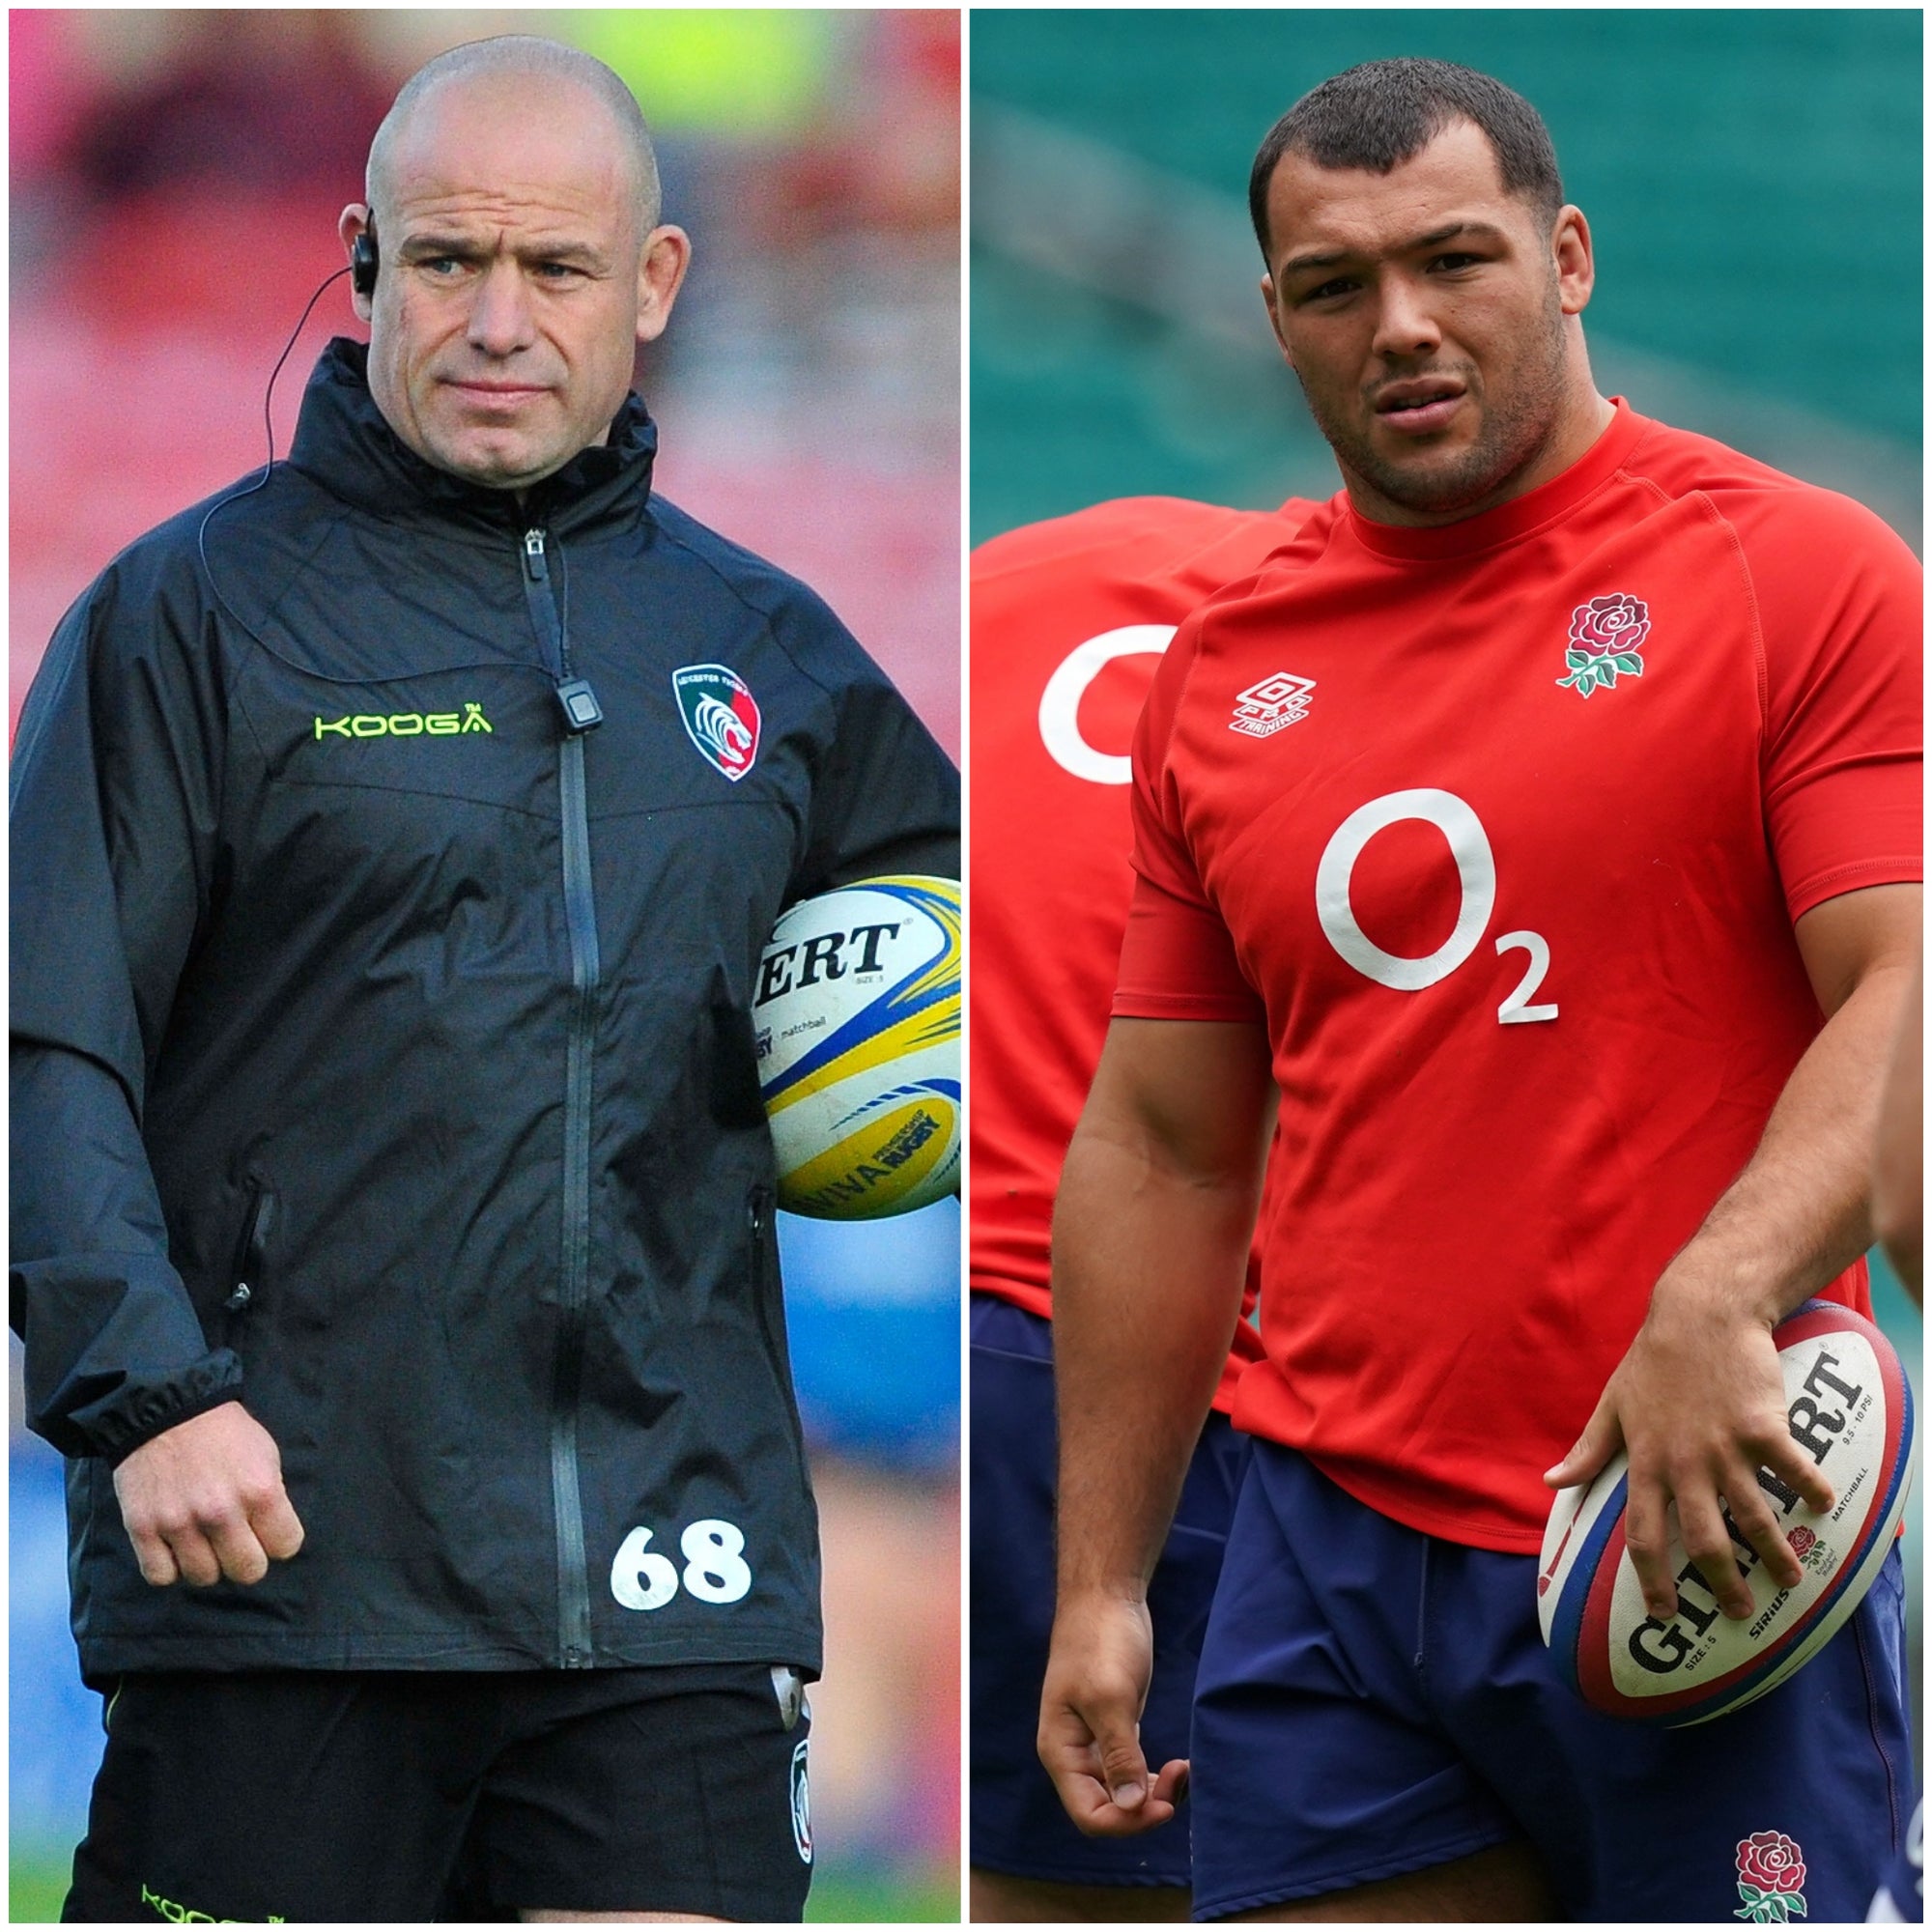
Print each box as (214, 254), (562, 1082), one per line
(1343, 397), (1645, 562)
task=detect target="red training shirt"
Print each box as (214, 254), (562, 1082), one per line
(971, 497), (1315, 1409)
(1116, 402), (1922, 1546)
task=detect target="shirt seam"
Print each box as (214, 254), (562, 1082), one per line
(650, 511), (848, 708)
(1787, 857), (1923, 917)
(1165, 515), (1346, 903)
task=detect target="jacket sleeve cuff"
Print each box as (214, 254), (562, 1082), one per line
(13, 1247), (243, 1462)
(92, 1355), (246, 1466)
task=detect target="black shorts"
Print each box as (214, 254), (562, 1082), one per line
(63, 1662), (815, 1923)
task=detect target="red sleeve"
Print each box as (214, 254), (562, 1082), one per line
(1745, 489), (1922, 923)
(1113, 616), (1266, 1022)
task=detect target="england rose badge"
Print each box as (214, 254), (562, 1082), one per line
(1734, 1831), (1806, 1923)
(1558, 593), (1649, 697)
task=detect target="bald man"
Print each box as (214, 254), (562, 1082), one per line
(11, 37), (957, 1924)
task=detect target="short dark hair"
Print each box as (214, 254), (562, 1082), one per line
(1249, 58), (1563, 261)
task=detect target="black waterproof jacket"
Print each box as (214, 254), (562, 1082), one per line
(11, 339), (958, 1680)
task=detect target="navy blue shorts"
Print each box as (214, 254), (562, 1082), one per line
(1190, 1440), (1914, 1921)
(970, 1293), (1248, 1888)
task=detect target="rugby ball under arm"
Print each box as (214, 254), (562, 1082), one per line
(754, 876), (960, 1220)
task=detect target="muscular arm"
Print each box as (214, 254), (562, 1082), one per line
(1040, 1016), (1274, 1835)
(1548, 881), (1921, 1619)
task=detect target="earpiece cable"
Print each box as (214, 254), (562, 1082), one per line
(195, 263), (355, 622)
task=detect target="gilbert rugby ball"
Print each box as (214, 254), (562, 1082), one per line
(1539, 1298), (1914, 1726)
(755, 875), (960, 1219)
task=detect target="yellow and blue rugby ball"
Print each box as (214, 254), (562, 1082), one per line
(755, 875), (960, 1219)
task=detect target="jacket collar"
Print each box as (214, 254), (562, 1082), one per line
(286, 337), (659, 540)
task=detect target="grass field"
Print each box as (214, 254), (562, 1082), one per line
(808, 1868), (958, 1921)
(10, 1855), (957, 1924)
(9, 1860), (64, 1925)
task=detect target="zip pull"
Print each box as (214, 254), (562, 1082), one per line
(748, 1187), (773, 1293)
(523, 526), (597, 729)
(226, 1185), (274, 1316)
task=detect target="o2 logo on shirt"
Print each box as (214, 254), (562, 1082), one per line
(1316, 789), (1557, 1024)
(1037, 625), (1176, 784)
(610, 1519), (753, 1609)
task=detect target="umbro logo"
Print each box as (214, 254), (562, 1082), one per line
(1229, 670), (1316, 738)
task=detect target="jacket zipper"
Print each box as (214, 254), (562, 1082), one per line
(223, 1181), (275, 1333)
(522, 526), (601, 1668)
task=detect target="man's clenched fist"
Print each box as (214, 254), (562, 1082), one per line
(112, 1403), (305, 1587)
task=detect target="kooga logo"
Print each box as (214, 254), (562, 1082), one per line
(314, 701), (495, 740)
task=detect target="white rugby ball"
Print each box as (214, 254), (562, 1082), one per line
(755, 875), (960, 1219)
(1539, 1298), (1915, 1725)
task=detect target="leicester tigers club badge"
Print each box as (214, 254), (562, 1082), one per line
(1558, 592), (1649, 697)
(672, 663), (762, 781)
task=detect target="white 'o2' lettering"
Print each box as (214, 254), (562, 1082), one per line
(1315, 789), (1556, 1022)
(1316, 789), (1495, 990)
(1494, 930), (1559, 1024)
(611, 1518), (753, 1610)
(1037, 626), (1176, 784)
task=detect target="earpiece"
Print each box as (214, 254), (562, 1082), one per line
(351, 229), (380, 298)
